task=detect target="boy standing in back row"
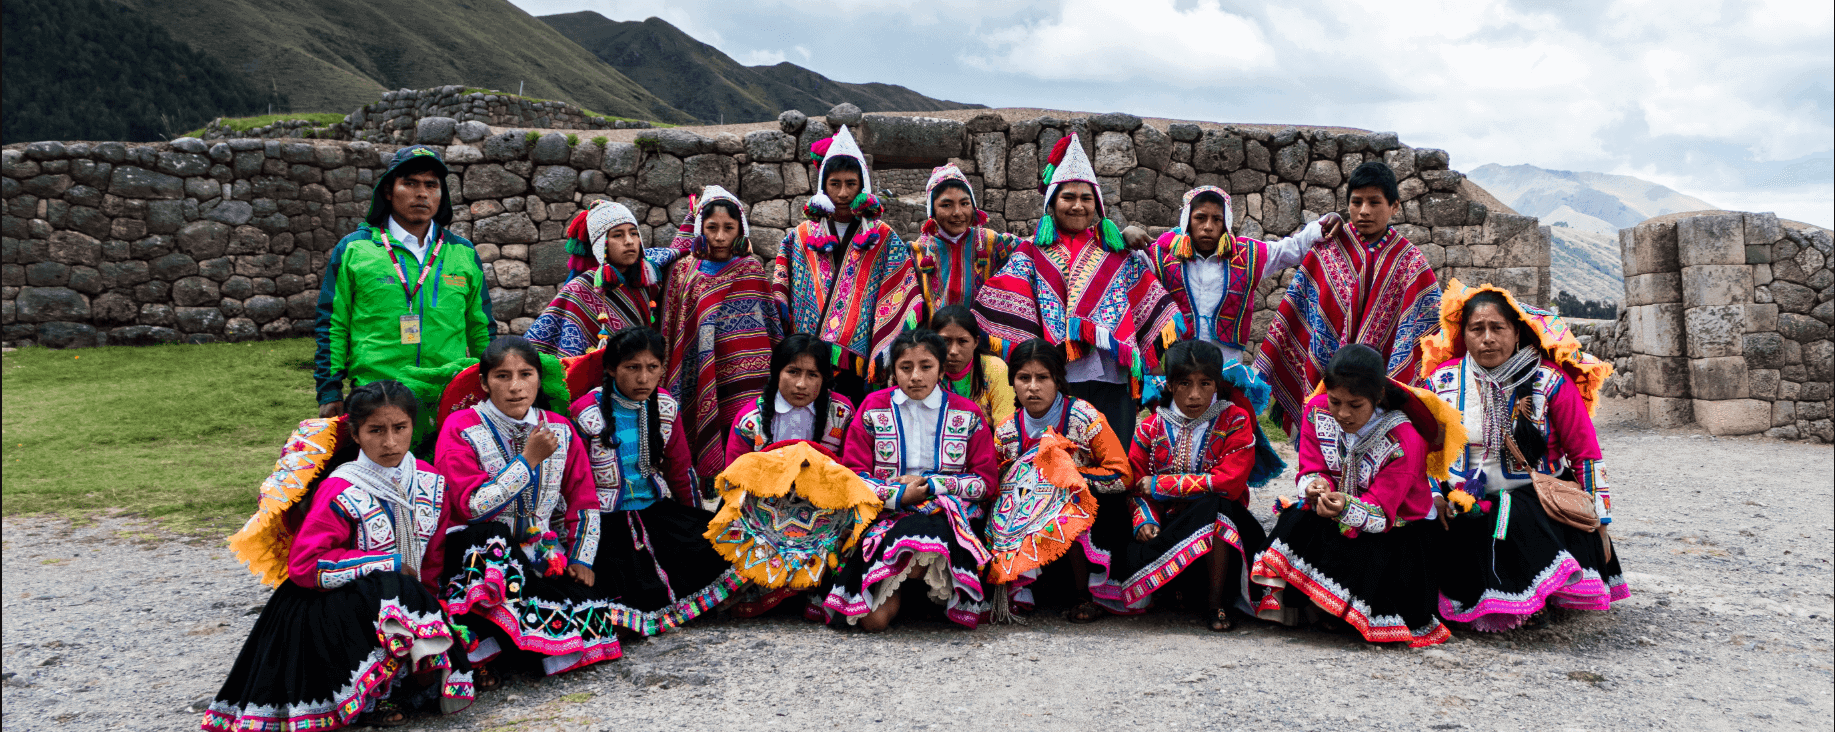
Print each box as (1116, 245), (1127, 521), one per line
(1254, 160), (1441, 431)
(314, 145), (494, 424)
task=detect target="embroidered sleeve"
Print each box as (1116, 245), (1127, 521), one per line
(1141, 474), (1215, 500)
(568, 509), (600, 568)
(928, 473), (990, 502)
(1577, 459), (1610, 524)
(315, 554), (402, 589)
(1335, 494), (1390, 535)
(1130, 495), (1162, 531)
(467, 454), (533, 521)
(1079, 418), (1133, 495)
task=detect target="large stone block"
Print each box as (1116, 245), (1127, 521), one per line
(1780, 313), (1831, 343)
(1745, 332), (1786, 369)
(634, 155), (683, 206)
(1676, 213), (1746, 266)
(1647, 396), (1694, 427)
(1092, 132), (1136, 176)
(974, 133), (1008, 188)
(1693, 398), (1769, 436)
(1633, 353), (1690, 398)
(739, 164), (783, 203)
(1743, 212), (1781, 246)
(860, 115), (964, 161)
(462, 164), (528, 200)
(530, 165), (578, 202)
(1624, 272), (1681, 306)
(1132, 125), (1170, 172)
(682, 154), (738, 195)
(473, 213), (537, 244)
(1768, 280), (1815, 314)
(1628, 303), (1685, 357)
(1680, 264), (1752, 308)
(1623, 221), (1678, 278)
(1684, 305), (1746, 358)
(109, 166), (183, 199)
(743, 130), (796, 163)
(529, 241), (568, 286)
(1807, 340), (1834, 382)
(1689, 356), (1749, 400)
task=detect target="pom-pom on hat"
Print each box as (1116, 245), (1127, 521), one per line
(1035, 133), (1122, 252)
(806, 125), (874, 220)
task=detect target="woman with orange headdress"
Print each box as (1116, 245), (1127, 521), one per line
(1421, 280), (1625, 631)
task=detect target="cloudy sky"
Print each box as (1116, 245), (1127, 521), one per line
(512, 0), (1834, 227)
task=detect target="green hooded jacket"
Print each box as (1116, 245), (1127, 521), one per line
(313, 145), (494, 406)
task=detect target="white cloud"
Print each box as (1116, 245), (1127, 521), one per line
(969, 0), (1277, 83)
(737, 49), (788, 65)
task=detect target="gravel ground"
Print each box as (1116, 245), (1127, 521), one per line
(5, 399), (1831, 731)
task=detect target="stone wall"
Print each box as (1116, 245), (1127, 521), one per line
(198, 86), (651, 143)
(2, 106), (1546, 353)
(1614, 212), (1832, 441)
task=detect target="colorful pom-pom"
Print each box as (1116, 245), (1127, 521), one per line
(804, 193), (836, 221)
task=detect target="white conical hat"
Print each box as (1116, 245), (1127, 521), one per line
(694, 185), (750, 242)
(811, 125), (872, 213)
(1042, 133), (1103, 218)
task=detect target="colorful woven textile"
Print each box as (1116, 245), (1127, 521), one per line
(660, 254), (782, 479)
(1146, 231), (1267, 349)
(985, 430), (1099, 584)
(524, 254), (671, 358)
(973, 230), (1181, 390)
(227, 417), (350, 586)
(772, 220), (922, 374)
(1254, 224), (1441, 431)
(912, 223), (1025, 316)
(706, 441), (883, 589)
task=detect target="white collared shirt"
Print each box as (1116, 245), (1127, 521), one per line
(771, 393), (818, 443)
(1183, 218), (1327, 358)
(891, 386), (946, 473)
(385, 216), (432, 264)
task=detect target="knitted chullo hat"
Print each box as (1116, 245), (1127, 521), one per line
(1166, 185), (1234, 260)
(366, 145), (453, 229)
(923, 162), (987, 225)
(564, 200), (640, 267)
(1036, 133), (1123, 252)
(690, 185), (750, 256)
(804, 125), (884, 221)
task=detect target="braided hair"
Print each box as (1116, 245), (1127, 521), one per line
(599, 327), (667, 474)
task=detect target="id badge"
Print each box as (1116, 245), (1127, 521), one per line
(399, 314), (422, 345)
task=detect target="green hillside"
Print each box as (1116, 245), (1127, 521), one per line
(540, 12), (981, 124)
(116, 0), (694, 124)
(1, 0), (274, 143)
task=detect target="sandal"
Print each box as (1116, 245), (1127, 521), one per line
(473, 664), (501, 692)
(1208, 609), (1234, 632)
(360, 700), (410, 728)
(1066, 601), (1106, 624)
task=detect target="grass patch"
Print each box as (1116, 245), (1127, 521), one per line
(460, 88), (661, 128)
(182, 112), (346, 139)
(1, 338), (318, 533)
(1259, 412), (1290, 442)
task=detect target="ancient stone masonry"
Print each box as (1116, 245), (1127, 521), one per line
(2, 104), (1544, 358)
(1607, 212), (1833, 442)
(197, 86), (653, 143)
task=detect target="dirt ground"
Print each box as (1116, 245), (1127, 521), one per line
(3, 399), (1831, 731)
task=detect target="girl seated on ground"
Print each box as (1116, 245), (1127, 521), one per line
(1422, 281), (1626, 631)
(1249, 344), (1459, 648)
(205, 380), (473, 731)
(1115, 340), (1286, 631)
(930, 304), (1015, 427)
(822, 329), (1000, 631)
(982, 338), (1132, 623)
(712, 334), (881, 618)
(570, 327), (741, 636)
(435, 336), (617, 683)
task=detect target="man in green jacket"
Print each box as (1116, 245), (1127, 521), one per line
(314, 145), (494, 419)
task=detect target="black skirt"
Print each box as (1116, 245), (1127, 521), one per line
(822, 505), (990, 628)
(594, 499), (743, 636)
(1065, 380), (1137, 449)
(1250, 505), (1449, 647)
(1114, 495), (1268, 614)
(1079, 492), (1146, 614)
(442, 522), (621, 675)
(203, 573), (473, 731)
(1434, 490), (1622, 631)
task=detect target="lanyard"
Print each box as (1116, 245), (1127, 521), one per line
(378, 225), (445, 306)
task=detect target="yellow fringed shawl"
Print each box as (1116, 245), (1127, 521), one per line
(1417, 278), (1616, 416)
(226, 417), (345, 586)
(704, 442), (883, 589)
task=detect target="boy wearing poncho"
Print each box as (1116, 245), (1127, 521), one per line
(973, 134), (1181, 446)
(911, 162), (1026, 316)
(1254, 161), (1442, 432)
(772, 125), (923, 404)
(1139, 186), (1340, 363)
(525, 200), (685, 358)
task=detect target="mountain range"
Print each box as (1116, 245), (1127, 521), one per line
(538, 13), (982, 125)
(1467, 164), (1722, 306)
(1, 0), (975, 143)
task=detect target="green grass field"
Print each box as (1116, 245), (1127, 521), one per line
(182, 112), (348, 139)
(1, 338), (318, 533)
